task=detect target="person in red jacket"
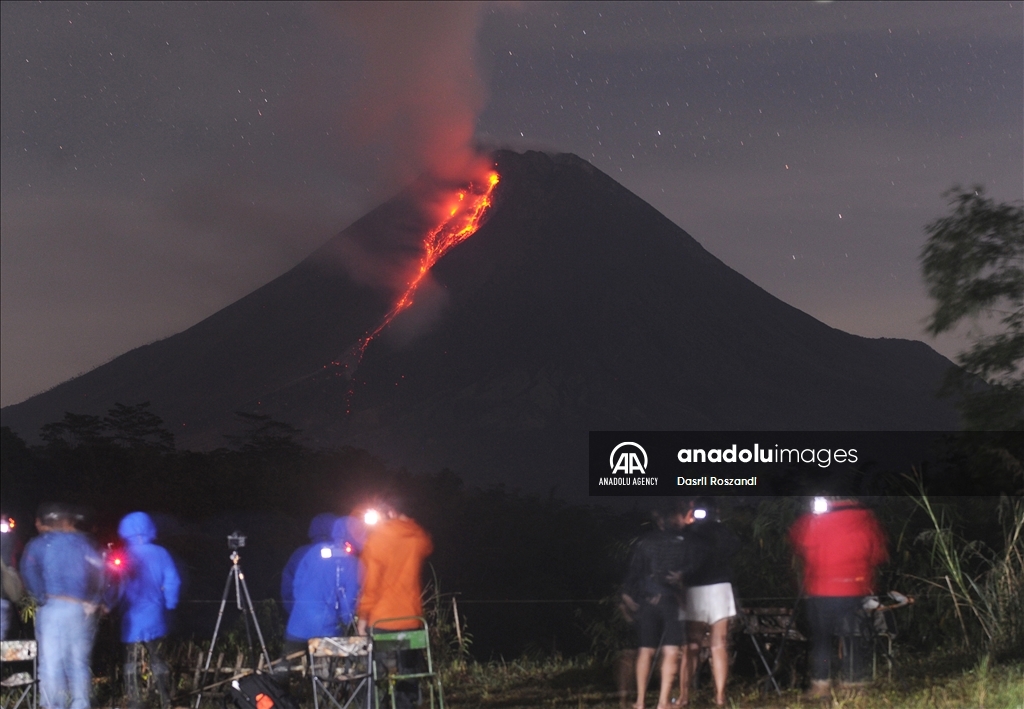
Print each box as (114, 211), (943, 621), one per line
(356, 501), (433, 709)
(790, 497), (887, 699)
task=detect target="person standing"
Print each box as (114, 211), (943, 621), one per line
(111, 512), (181, 709)
(356, 502), (433, 709)
(790, 497), (888, 699)
(676, 497), (739, 708)
(20, 503), (105, 709)
(1, 512), (24, 639)
(355, 504), (432, 634)
(281, 513), (338, 616)
(285, 516), (362, 643)
(620, 508), (689, 709)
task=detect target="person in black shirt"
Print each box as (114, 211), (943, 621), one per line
(621, 508), (692, 709)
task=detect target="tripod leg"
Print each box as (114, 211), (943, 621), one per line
(238, 567), (274, 671)
(195, 567), (236, 709)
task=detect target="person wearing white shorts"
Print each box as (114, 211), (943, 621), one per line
(676, 498), (739, 708)
(682, 581), (737, 626)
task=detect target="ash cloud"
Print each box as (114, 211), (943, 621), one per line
(328, 2), (491, 186)
(319, 2), (495, 329)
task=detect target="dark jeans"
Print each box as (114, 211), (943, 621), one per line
(125, 640), (171, 709)
(805, 596), (871, 683)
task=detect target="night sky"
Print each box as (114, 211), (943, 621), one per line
(2, 1), (1021, 408)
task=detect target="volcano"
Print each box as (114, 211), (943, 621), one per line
(1, 151), (960, 492)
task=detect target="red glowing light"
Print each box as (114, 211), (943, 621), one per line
(344, 541), (354, 555)
(107, 551), (127, 573)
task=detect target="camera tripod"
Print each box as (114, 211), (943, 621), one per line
(194, 549), (273, 708)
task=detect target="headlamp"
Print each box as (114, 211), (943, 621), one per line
(320, 546), (333, 559)
(0, 517), (13, 534)
(693, 509), (707, 520)
(106, 545), (127, 573)
(364, 509), (380, 526)
(813, 497), (829, 514)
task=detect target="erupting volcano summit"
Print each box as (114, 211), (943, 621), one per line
(338, 169), (500, 380)
(1, 150), (961, 492)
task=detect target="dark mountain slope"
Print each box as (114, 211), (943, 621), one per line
(2, 150), (959, 491)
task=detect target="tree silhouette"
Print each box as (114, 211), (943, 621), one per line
(104, 401), (175, 451)
(921, 186), (1023, 430)
(224, 411), (303, 456)
(39, 412), (110, 447)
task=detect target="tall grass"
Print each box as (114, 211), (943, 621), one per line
(911, 479), (1024, 657)
(422, 564), (474, 669)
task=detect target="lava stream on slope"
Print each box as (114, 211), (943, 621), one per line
(331, 169), (500, 386)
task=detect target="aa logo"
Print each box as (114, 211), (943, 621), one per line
(609, 442), (648, 475)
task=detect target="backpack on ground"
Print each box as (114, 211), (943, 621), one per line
(226, 672), (297, 709)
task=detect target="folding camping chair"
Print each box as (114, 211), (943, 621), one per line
(370, 617), (444, 709)
(738, 607), (807, 695)
(0, 640), (38, 709)
(308, 636), (373, 709)
(854, 591), (913, 681)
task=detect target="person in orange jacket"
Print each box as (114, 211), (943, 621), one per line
(356, 501), (433, 709)
(356, 503), (433, 633)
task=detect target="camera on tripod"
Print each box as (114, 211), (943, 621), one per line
(227, 531), (246, 551)
(195, 529), (271, 708)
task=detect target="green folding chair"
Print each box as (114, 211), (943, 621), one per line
(370, 617), (444, 709)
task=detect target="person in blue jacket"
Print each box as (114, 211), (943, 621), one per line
(20, 502), (105, 709)
(113, 512), (181, 709)
(281, 513), (338, 615)
(285, 516), (363, 644)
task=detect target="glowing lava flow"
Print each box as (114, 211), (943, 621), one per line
(335, 170), (500, 384)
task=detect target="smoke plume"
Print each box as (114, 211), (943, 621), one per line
(317, 0), (496, 332)
(330, 2), (490, 186)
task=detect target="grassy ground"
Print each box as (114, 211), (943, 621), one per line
(26, 649), (1014, 709)
(440, 653), (1024, 709)
(16, 638), (1014, 709)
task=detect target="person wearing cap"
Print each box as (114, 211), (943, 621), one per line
(790, 497), (888, 699)
(111, 512), (180, 709)
(356, 502), (432, 709)
(676, 497), (739, 708)
(20, 502), (105, 709)
(285, 515), (364, 644)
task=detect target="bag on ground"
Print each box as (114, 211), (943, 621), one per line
(226, 672), (297, 709)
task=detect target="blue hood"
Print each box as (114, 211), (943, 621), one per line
(308, 513), (338, 542)
(119, 512), (156, 546)
(332, 516), (367, 552)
